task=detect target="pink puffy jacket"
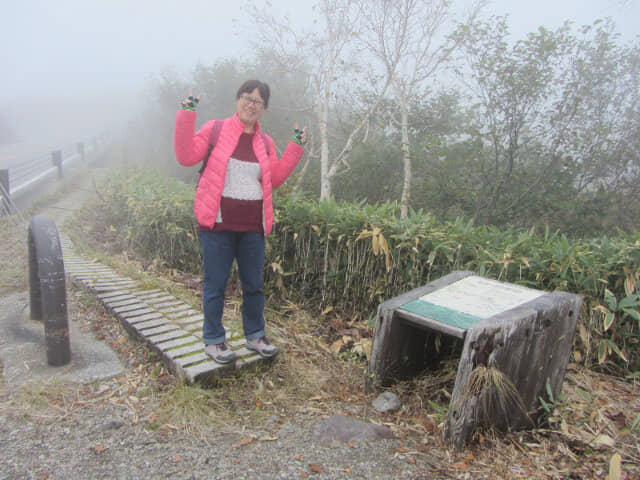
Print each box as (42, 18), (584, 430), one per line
(174, 110), (304, 235)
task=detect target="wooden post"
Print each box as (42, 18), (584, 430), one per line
(443, 292), (582, 450)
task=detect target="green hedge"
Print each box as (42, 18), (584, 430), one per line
(93, 168), (640, 371)
(96, 168), (201, 273)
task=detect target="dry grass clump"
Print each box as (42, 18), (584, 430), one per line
(0, 379), (81, 421)
(461, 365), (531, 428)
(153, 298), (370, 435)
(0, 216), (28, 293)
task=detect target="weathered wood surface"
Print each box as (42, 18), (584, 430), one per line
(58, 234), (275, 385)
(368, 270), (582, 450)
(368, 271), (474, 388)
(443, 291), (582, 450)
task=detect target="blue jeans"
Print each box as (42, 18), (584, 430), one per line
(200, 231), (266, 345)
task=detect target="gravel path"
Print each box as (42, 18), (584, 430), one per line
(0, 286), (435, 480)
(0, 403), (427, 479)
(0, 167), (437, 479)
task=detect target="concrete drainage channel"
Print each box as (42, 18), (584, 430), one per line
(59, 234), (272, 384)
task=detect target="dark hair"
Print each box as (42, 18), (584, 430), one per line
(236, 80), (270, 109)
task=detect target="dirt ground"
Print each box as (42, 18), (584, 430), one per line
(2, 270), (639, 479)
(1, 170), (639, 479)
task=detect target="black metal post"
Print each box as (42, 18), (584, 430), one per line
(0, 169), (9, 214)
(51, 150), (63, 178)
(28, 214), (71, 366)
(77, 142), (85, 163)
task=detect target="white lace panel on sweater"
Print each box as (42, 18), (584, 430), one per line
(220, 157), (263, 200)
(216, 156), (263, 223)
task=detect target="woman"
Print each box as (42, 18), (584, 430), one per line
(174, 80), (307, 364)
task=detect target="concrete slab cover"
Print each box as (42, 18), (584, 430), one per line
(398, 275), (545, 330)
(0, 291), (123, 385)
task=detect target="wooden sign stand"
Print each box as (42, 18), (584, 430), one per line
(368, 271), (582, 450)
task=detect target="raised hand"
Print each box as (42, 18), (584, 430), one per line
(293, 124), (308, 146)
(181, 89), (202, 111)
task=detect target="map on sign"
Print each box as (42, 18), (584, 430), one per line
(399, 275), (545, 331)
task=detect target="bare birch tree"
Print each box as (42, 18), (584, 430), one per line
(359, 0), (482, 217)
(247, 0), (397, 199)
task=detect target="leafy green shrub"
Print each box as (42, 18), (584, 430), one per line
(94, 167), (201, 273)
(89, 167), (640, 371)
(268, 195), (640, 371)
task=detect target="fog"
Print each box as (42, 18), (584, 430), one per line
(1, 0), (637, 148)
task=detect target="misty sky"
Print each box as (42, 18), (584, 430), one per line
(1, 0), (638, 144)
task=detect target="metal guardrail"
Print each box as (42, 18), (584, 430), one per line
(0, 140), (97, 207)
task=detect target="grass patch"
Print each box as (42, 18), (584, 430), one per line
(0, 379), (81, 421)
(0, 216), (28, 294)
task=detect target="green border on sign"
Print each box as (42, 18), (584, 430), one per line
(399, 299), (484, 330)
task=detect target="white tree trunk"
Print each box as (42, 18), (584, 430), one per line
(318, 78), (333, 200)
(400, 96), (411, 219)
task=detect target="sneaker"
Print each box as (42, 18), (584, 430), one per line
(204, 343), (236, 364)
(246, 336), (279, 358)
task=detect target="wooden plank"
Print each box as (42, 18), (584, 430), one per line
(147, 329), (190, 345)
(121, 311), (163, 323)
(104, 298), (141, 308)
(155, 335), (201, 351)
(164, 343), (203, 358)
(175, 352), (209, 367)
(153, 301), (184, 309)
(112, 303), (150, 315)
(175, 314), (204, 325)
(134, 318), (169, 330)
(443, 291), (582, 450)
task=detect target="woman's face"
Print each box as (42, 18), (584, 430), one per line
(236, 88), (265, 131)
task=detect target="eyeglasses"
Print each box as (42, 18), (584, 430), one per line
(240, 94), (265, 107)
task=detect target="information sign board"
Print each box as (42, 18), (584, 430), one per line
(398, 275), (545, 332)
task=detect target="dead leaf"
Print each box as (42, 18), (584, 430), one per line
(341, 335), (354, 344)
(329, 339), (344, 354)
(608, 452), (622, 480)
(451, 462), (468, 471)
(239, 436), (254, 446)
(309, 464), (324, 473)
(91, 443), (107, 453)
(405, 458), (416, 464)
(316, 340), (332, 354)
(173, 455), (182, 463)
(259, 436), (279, 442)
(37, 471), (51, 480)
(593, 434), (616, 449)
(607, 412), (627, 431)
(352, 338), (372, 358)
